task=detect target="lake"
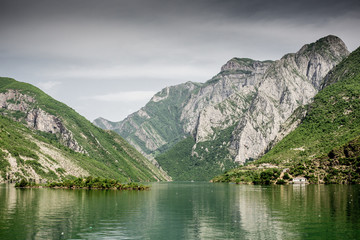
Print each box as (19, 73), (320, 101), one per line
(1, 182), (360, 239)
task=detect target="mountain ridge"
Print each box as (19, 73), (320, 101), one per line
(0, 78), (170, 182)
(94, 35), (350, 180)
(214, 46), (360, 184)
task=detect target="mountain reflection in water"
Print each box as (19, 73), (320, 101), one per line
(0, 183), (359, 239)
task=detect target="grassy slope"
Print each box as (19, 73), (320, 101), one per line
(0, 114), (114, 181)
(213, 47), (360, 184)
(116, 82), (202, 156)
(0, 78), (168, 182)
(156, 124), (238, 181)
(0, 115), (40, 180)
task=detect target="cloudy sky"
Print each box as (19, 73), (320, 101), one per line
(1, 0), (359, 121)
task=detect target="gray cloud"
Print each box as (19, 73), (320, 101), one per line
(0, 0), (359, 121)
(36, 81), (62, 91)
(86, 91), (157, 102)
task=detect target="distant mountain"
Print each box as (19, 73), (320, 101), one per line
(94, 81), (201, 157)
(0, 78), (170, 183)
(94, 35), (349, 180)
(214, 46), (360, 184)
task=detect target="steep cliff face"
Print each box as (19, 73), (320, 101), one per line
(95, 35), (349, 180)
(230, 35), (349, 163)
(214, 46), (360, 184)
(181, 58), (273, 142)
(0, 89), (85, 153)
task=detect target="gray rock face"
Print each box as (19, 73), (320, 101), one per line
(181, 58), (273, 142)
(229, 35), (349, 163)
(95, 35), (349, 168)
(0, 90), (85, 153)
(0, 89), (35, 111)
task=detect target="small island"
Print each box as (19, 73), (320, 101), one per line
(15, 177), (150, 190)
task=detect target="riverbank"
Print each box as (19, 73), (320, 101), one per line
(15, 177), (150, 190)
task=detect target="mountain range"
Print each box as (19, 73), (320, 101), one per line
(94, 35), (350, 180)
(1, 35), (357, 183)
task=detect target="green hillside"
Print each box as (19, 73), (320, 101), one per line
(213, 46), (360, 184)
(0, 78), (169, 182)
(114, 82), (201, 156)
(156, 125), (238, 181)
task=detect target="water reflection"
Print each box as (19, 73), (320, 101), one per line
(0, 183), (360, 239)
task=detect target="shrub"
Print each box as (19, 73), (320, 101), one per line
(276, 179), (286, 184)
(15, 179), (29, 188)
(283, 172), (290, 180)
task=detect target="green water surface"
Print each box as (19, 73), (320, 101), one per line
(0, 183), (359, 239)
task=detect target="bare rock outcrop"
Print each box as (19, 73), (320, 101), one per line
(230, 35), (349, 163)
(0, 90), (85, 153)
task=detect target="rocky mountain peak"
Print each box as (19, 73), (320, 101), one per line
(292, 35), (350, 90)
(229, 35), (350, 164)
(220, 58), (273, 73)
(321, 35), (348, 48)
(297, 35), (348, 55)
(221, 58), (255, 71)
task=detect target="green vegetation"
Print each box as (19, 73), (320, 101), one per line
(156, 124), (238, 181)
(219, 69), (252, 76)
(0, 115), (40, 179)
(15, 178), (37, 188)
(116, 82), (201, 156)
(213, 167), (285, 185)
(15, 177), (149, 190)
(287, 136), (360, 184)
(0, 77), (168, 182)
(155, 136), (196, 180)
(213, 46), (360, 184)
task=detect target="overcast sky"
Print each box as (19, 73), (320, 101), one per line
(1, 0), (359, 121)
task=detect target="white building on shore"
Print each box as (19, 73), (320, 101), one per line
(292, 177), (308, 184)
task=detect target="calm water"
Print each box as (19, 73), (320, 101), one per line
(1, 182), (360, 240)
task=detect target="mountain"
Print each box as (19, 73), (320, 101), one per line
(0, 78), (170, 183)
(94, 81), (201, 157)
(213, 46), (360, 184)
(94, 35), (349, 180)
